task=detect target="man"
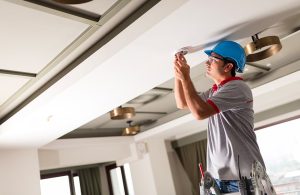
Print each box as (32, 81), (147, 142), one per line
(174, 40), (265, 193)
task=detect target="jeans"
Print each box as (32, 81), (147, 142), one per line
(215, 179), (239, 193)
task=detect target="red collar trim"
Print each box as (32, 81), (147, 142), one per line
(212, 77), (243, 92)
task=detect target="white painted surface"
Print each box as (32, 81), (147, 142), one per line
(129, 139), (183, 195)
(0, 75), (30, 105)
(39, 137), (133, 170)
(130, 154), (157, 195)
(0, 1), (88, 73)
(167, 144), (194, 195)
(147, 139), (177, 195)
(0, 149), (41, 195)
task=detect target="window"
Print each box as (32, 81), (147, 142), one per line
(40, 174), (71, 195)
(123, 164), (135, 195)
(40, 171), (81, 195)
(256, 118), (300, 194)
(106, 163), (135, 195)
(73, 175), (82, 195)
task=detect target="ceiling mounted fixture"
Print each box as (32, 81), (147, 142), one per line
(123, 121), (140, 136)
(110, 106), (135, 120)
(244, 34), (282, 62)
(52, 0), (93, 4)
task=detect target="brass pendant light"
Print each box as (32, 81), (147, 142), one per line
(244, 34), (282, 62)
(110, 106), (135, 120)
(123, 121), (140, 136)
(52, 0), (93, 4)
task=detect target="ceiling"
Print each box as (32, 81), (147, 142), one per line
(1, 0), (300, 148)
(63, 11), (300, 138)
(0, 0), (148, 120)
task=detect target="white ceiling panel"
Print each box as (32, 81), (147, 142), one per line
(134, 93), (176, 113)
(0, 75), (30, 105)
(70, 0), (119, 15)
(80, 112), (111, 129)
(0, 1), (89, 73)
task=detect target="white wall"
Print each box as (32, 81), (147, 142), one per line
(130, 154), (157, 195)
(39, 137), (133, 170)
(126, 139), (179, 195)
(147, 139), (177, 195)
(0, 149), (41, 195)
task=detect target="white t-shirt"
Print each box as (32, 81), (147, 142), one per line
(199, 77), (265, 180)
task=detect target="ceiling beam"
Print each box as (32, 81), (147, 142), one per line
(0, 0), (161, 124)
(6, 0), (133, 26)
(0, 69), (36, 78)
(5, 0), (97, 25)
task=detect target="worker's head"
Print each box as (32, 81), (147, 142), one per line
(204, 41), (246, 78)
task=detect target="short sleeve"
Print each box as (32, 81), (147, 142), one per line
(198, 89), (211, 102)
(208, 82), (253, 112)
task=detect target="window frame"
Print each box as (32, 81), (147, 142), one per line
(106, 163), (129, 195)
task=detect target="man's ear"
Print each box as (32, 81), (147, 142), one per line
(224, 63), (234, 73)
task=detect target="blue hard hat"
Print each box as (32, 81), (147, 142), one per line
(204, 40), (246, 73)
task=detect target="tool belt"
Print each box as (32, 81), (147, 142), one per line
(199, 161), (276, 195)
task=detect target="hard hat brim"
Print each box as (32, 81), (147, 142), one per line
(204, 50), (213, 56)
(204, 50), (222, 58)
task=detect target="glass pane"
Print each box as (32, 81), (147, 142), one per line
(124, 163), (135, 195)
(74, 176), (82, 195)
(40, 176), (71, 195)
(110, 167), (125, 195)
(256, 118), (300, 194)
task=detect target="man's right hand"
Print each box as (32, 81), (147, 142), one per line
(174, 53), (191, 81)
